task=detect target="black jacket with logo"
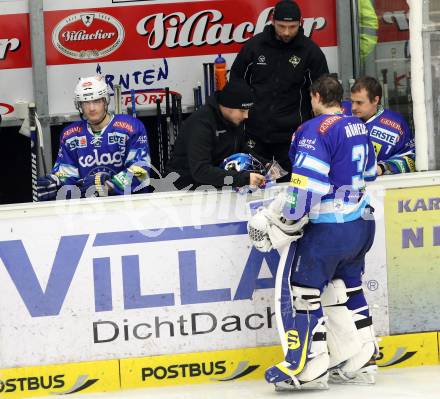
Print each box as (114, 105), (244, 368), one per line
(230, 25), (329, 143)
(166, 94), (251, 190)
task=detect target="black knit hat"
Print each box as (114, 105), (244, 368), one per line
(273, 0), (301, 22)
(218, 80), (254, 110)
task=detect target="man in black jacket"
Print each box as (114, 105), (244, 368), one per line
(166, 80), (266, 190)
(230, 0), (329, 175)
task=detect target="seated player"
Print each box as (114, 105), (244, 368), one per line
(344, 76), (415, 175)
(37, 75), (151, 200)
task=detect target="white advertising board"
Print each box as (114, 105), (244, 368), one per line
(0, 186), (388, 368)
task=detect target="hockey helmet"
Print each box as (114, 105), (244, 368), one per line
(74, 75), (110, 112)
(221, 153), (266, 175)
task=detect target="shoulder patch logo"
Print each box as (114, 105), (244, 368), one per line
(319, 115), (342, 133)
(289, 55), (301, 68)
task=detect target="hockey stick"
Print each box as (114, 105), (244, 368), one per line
(193, 87), (200, 110)
(176, 93), (183, 133)
(197, 82), (203, 108)
(381, 69), (389, 109)
(29, 103), (38, 202)
(171, 92), (178, 147)
(34, 112), (47, 176)
(130, 89), (137, 117)
(203, 63), (209, 103)
(208, 63), (215, 95)
(165, 87), (172, 162)
(114, 84), (122, 114)
(156, 99), (165, 175)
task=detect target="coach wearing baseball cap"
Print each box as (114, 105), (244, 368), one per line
(166, 80), (265, 190)
(230, 0), (329, 179)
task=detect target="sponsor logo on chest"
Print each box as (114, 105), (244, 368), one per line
(65, 135), (87, 150)
(108, 132), (127, 145)
(370, 126), (399, 145)
(79, 149), (124, 168)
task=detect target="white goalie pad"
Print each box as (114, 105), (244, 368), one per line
(324, 306), (362, 368)
(322, 280), (362, 368)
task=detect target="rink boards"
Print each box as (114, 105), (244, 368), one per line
(0, 173), (439, 397)
(0, 332), (438, 398)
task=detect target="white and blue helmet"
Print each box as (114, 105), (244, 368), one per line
(221, 153), (266, 175)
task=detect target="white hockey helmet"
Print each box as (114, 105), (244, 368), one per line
(74, 75), (110, 112)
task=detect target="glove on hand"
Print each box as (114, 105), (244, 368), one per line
(247, 192), (309, 252)
(79, 172), (112, 197)
(36, 174), (61, 201)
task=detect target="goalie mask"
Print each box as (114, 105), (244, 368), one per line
(74, 75), (110, 113)
(221, 153), (267, 175)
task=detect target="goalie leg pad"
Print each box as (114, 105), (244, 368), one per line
(266, 275), (329, 388)
(323, 281), (379, 385)
(322, 279), (362, 368)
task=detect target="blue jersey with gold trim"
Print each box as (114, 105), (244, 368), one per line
(342, 101), (415, 174)
(52, 114), (150, 194)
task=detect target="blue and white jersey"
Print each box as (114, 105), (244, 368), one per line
(342, 101), (415, 174)
(52, 114), (151, 194)
(285, 113), (377, 224)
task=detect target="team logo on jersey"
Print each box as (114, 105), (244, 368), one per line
(289, 55), (301, 68)
(65, 135), (87, 150)
(257, 55), (267, 65)
(108, 132), (127, 145)
(379, 117), (404, 135)
(319, 115), (342, 133)
(91, 135), (103, 147)
(286, 330), (301, 350)
(370, 126), (399, 145)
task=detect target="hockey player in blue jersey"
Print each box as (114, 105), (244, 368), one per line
(248, 75), (378, 391)
(344, 76), (415, 175)
(37, 75), (151, 200)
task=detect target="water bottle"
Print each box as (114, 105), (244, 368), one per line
(214, 54), (227, 91)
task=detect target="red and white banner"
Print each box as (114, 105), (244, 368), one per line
(44, 0), (337, 65)
(0, 13), (31, 70)
(376, 0), (409, 43)
(0, 0), (338, 117)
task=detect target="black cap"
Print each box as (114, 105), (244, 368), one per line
(273, 0), (301, 22)
(218, 80), (254, 110)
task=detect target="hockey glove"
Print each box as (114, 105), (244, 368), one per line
(247, 193), (309, 252)
(36, 174), (61, 201)
(79, 172), (112, 198)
